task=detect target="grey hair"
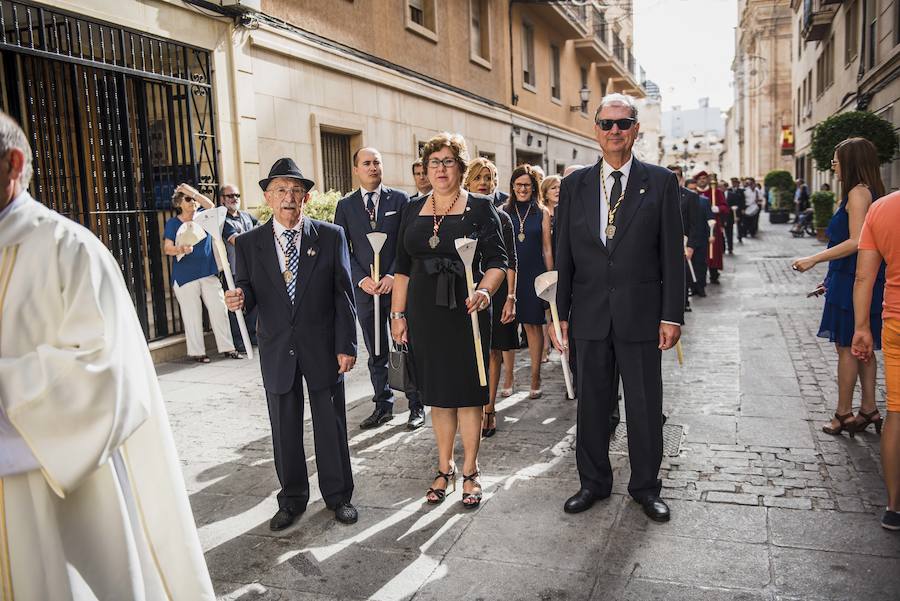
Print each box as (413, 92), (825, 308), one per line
(594, 93), (639, 122)
(0, 111), (33, 188)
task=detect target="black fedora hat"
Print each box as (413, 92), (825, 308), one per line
(259, 157), (316, 192)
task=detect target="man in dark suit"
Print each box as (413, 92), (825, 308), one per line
(685, 177), (711, 297)
(334, 147), (424, 430)
(668, 165), (708, 310)
(225, 158), (359, 530)
(553, 94), (684, 522)
(409, 158), (432, 200)
(726, 177), (744, 247)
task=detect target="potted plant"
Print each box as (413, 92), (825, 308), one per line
(810, 190), (835, 241)
(811, 111), (899, 171)
(764, 170), (794, 224)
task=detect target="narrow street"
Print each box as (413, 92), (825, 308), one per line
(157, 220), (899, 601)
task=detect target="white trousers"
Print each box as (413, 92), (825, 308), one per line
(173, 275), (235, 357)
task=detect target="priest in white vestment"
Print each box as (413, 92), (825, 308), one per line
(0, 114), (215, 599)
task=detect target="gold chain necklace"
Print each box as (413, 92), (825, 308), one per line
(514, 200), (532, 243)
(599, 160), (626, 239)
(428, 190), (460, 249)
(273, 219), (302, 283)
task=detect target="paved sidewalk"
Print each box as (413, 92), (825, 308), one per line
(158, 220), (899, 601)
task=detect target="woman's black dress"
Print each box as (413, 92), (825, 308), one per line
(491, 207), (519, 351)
(395, 193), (508, 408)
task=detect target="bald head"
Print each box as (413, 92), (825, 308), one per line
(563, 164), (584, 178)
(353, 147), (383, 191)
(0, 111), (32, 210)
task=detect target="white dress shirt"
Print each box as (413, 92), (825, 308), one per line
(600, 155), (633, 245)
(271, 217), (303, 272)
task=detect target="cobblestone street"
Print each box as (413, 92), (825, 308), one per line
(158, 220), (900, 601)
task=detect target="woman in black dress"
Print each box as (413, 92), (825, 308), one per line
(391, 133), (508, 508)
(463, 157), (517, 438)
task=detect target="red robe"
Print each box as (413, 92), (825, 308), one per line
(699, 187), (729, 270)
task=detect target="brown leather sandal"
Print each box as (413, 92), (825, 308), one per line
(851, 409), (883, 435)
(822, 412), (856, 438)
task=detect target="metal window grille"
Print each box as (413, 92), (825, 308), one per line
(0, 0), (219, 341)
(320, 131), (352, 195)
(409, 0), (425, 26)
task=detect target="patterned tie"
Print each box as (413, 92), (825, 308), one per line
(365, 191), (376, 229)
(283, 229), (299, 302)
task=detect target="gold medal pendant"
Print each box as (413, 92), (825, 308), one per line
(605, 224), (617, 239)
(370, 220), (377, 230)
(518, 232), (526, 243)
(428, 235), (440, 249)
(283, 270), (293, 283)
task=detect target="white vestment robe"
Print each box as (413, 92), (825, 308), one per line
(0, 194), (214, 600)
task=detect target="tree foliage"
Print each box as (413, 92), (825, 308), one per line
(811, 190), (836, 229)
(764, 170), (794, 191)
(811, 111), (899, 171)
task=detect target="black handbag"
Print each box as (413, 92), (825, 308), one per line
(388, 342), (415, 392)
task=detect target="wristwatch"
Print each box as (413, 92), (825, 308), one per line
(507, 294), (517, 301)
(390, 311), (406, 320)
(475, 288), (491, 300)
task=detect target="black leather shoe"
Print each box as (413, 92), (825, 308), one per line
(360, 406), (392, 429)
(637, 495), (670, 522)
(334, 502), (358, 524)
(694, 289), (707, 298)
(407, 409), (425, 430)
(269, 507), (300, 531)
(564, 488), (608, 514)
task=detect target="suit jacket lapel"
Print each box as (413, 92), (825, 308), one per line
(376, 187), (391, 231)
(293, 218), (320, 313)
(349, 189), (370, 230)
(258, 221), (293, 310)
(580, 162), (609, 253)
(608, 159), (649, 255)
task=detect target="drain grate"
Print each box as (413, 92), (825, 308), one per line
(609, 423), (683, 457)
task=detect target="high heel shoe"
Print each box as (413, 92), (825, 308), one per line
(425, 466), (456, 504)
(851, 409), (883, 435)
(461, 471), (483, 509)
(499, 387), (513, 398)
(482, 411), (497, 438)
(529, 389), (542, 399)
(822, 412), (856, 438)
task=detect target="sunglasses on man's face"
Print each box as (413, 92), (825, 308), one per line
(222, 193), (241, 199)
(596, 118), (636, 131)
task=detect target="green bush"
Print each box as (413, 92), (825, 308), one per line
(764, 170), (794, 192)
(811, 111), (899, 171)
(769, 188), (794, 211)
(811, 190), (836, 228)
(255, 189), (343, 224)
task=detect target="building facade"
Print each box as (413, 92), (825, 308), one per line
(660, 99), (727, 178)
(790, 0), (900, 192)
(729, 0), (794, 180)
(8, 0), (645, 343)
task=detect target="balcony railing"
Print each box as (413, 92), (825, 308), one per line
(592, 8), (607, 45)
(613, 35), (624, 61)
(802, 0), (838, 41)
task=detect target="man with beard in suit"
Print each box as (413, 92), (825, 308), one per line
(552, 93), (684, 522)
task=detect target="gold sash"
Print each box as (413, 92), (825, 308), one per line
(0, 244), (19, 601)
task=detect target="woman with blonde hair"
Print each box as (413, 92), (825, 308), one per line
(792, 137), (887, 437)
(506, 164), (553, 397)
(464, 158), (518, 437)
(392, 133), (508, 507)
(540, 174), (562, 362)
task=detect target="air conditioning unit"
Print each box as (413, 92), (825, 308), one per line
(219, 0), (260, 12)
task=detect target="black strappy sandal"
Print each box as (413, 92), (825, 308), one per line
(425, 466), (456, 505)
(822, 412), (856, 438)
(461, 471), (483, 509)
(482, 411), (497, 438)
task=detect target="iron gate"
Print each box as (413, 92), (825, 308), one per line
(0, 0), (220, 341)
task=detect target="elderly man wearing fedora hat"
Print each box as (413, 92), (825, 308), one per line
(225, 157), (360, 528)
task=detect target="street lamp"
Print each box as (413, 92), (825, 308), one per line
(570, 85), (591, 112)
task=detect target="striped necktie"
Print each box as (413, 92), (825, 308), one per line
(283, 229), (299, 302)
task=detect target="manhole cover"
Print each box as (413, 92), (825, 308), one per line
(609, 423), (683, 457)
